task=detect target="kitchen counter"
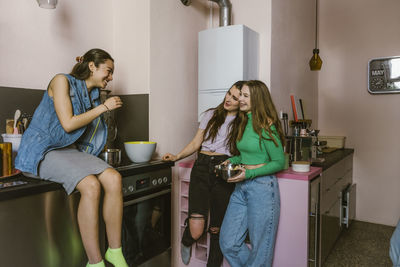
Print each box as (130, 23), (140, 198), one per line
(277, 166), (322, 181)
(312, 148), (354, 170)
(0, 160), (174, 201)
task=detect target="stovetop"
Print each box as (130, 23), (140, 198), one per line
(116, 160), (172, 171)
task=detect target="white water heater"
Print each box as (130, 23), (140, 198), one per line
(198, 24), (259, 121)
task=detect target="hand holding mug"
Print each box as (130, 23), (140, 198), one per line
(104, 96), (123, 111)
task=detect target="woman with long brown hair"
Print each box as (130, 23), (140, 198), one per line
(219, 80), (285, 267)
(162, 81), (245, 267)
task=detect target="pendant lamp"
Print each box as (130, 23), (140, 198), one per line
(309, 0), (322, 71)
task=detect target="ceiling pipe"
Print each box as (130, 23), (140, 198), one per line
(209, 0), (232, 27)
(179, 0), (232, 27)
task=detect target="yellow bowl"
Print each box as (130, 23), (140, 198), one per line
(124, 141), (157, 163)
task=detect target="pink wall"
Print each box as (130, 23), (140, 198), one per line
(113, 1), (150, 95)
(271, 0), (318, 126)
(0, 0), (113, 90)
(318, 0), (400, 225)
(149, 0), (273, 159)
(147, 2), (208, 265)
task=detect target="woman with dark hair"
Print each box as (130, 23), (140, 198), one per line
(219, 80), (285, 267)
(15, 48), (128, 267)
(162, 81), (245, 267)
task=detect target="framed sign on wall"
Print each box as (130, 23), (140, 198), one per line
(368, 56), (400, 94)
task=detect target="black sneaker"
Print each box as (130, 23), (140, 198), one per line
(181, 243), (192, 265)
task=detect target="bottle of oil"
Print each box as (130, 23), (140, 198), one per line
(0, 146), (3, 175)
(0, 143), (12, 176)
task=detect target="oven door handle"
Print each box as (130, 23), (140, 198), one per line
(123, 188), (171, 206)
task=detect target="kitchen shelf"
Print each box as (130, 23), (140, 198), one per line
(178, 160), (230, 267)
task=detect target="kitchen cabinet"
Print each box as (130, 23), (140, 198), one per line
(174, 151), (354, 267)
(0, 188), (95, 267)
(320, 153), (355, 264)
(273, 167), (322, 267)
(177, 161), (230, 267)
(176, 162), (323, 267)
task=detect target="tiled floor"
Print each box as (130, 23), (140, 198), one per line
(323, 220), (395, 267)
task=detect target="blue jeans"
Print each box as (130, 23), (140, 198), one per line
(219, 175), (280, 267)
(391, 219), (400, 267)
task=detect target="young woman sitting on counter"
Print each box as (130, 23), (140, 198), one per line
(15, 48), (128, 267)
(219, 80), (285, 267)
(162, 81), (245, 267)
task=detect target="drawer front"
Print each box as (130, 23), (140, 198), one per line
(341, 171), (352, 189)
(321, 197), (342, 264)
(344, 154), (353, 173)
(321, 181), (341, 213)
(321, 159), (345, 193)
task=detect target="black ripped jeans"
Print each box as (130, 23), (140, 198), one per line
(181, 153), (235, 267)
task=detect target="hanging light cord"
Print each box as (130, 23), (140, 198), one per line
(315, 0), (318, 49)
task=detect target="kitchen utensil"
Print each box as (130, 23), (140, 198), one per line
(291, 161), (310, 172)
(124, 141), (156, 163)
(22, 118), (28, 132)
(99, 148), (121, 167)
(215, 163), (242, 180)
(13, 109), (21, 134)
(100, 89), (118, 148)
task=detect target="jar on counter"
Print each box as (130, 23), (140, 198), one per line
(0, 142), (12, 176)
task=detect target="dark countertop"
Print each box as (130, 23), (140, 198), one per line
(312, 148), (354, 171)
(0, 160), (174, 201)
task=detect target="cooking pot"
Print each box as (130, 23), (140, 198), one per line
(100, 148), (121, 167)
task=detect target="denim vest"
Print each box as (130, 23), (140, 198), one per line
(15, 74), (107, 175)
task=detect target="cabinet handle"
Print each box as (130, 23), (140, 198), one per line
(123, 189), (171, 206)
(308, 203), (319, 267)
(339, 195), (343, 227)
(313, 202), (318, 267)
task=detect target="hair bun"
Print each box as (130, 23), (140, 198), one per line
(75, 56), (83, 63)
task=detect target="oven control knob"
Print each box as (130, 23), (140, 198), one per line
(158, 178), (163, 184)
(152, 179), (157, 186)
(128, 185), (134, 192)
(163, 176), (168, 183)
(122, 187), (127, 194)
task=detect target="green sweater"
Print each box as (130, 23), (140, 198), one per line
(229, 113), (285, 179)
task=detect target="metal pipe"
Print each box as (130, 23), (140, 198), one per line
(179, 0), (232, 27)
(209, 0), (232, 26)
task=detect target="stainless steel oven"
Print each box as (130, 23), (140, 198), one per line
(116, 161), (172, 267)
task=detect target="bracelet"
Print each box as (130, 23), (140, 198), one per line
(103, 104), (110, 112)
